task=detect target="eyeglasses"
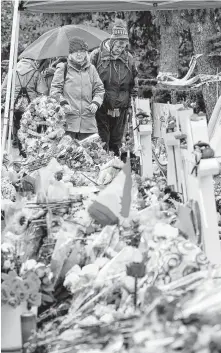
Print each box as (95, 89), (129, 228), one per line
(74, 51), (86, 55)
(112, 41), (128, 50)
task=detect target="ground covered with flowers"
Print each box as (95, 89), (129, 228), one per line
(1, 96), (221, 353)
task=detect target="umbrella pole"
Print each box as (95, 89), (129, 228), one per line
(1, 0), (20, 161)
(7, 7), (20, 155)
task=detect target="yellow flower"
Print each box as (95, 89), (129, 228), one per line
(11, 278), (26, 294)
(23, 279), (31, 292)
(23, 271), (41, 290)
(8, 298), (18, 307)
(35, 266), (45, 279)
(28, 292), (41, 307)
(18, 290), (28, 302)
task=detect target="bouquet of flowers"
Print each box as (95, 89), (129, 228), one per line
(1, 243), (21, 274)
(1, 177), (17, 201)
(166, 113), (177, 133)
(136, 109), (152, 125)
(1, 243), (41, 308)
(18, 95), (68, 156)
(56, 136), (94, 171)
(80, 136), (115, 166)
(1, 270), (41, 309)
(1, 244), (54, 309)
(20, 259), (55, 306)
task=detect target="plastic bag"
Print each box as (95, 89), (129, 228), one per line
(47, 180), (70, 202)
(37, 158), (63, 195)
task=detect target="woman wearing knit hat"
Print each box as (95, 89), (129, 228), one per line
(90, 19), (138, 156)
(50, 37), (105, 140)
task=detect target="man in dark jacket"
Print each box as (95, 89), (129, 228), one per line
(90, 19), (138, 156)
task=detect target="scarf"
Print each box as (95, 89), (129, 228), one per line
(68, 54), (90, 71)
(100, 39), (129, 66)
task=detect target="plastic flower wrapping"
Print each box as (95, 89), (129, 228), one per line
(1, 243), (18, 273)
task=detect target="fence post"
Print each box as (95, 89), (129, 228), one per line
(136, 98), (153, 179)
(190, 115), (221, 264)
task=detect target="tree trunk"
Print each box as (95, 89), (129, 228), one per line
(158, 11), (180, 77)
(189, 10), (221, 121)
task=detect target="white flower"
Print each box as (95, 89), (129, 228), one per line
(1, 242), (15, 253)
(64, 273), (80, 290)
(20, 259), (37, 274)
(4, 260), (11, 269)
(48, 272), (54, 281)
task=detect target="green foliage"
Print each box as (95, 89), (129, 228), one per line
(1, 0), (13, 61)
(1, 3), (219, 111)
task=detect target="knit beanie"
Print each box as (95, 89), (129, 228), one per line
(69, 37), (89, 53)
(110, 19), (129, 42)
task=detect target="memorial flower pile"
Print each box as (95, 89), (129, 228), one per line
(18, 95), (68, 155)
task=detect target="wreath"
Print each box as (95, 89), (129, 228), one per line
(18, 94), (70, 156)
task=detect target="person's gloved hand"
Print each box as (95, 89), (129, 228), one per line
(131, 88), (138, 98)
(89, 103), (98, 114)
(127, 107), (133, 123)
(44, 67), (55, 77)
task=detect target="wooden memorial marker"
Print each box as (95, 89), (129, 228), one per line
(134, 97), (153, 178)
(172, 108), (221, 264)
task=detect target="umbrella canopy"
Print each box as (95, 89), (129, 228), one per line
(21, 0), (221, 12)
(19, 24), (110, 60)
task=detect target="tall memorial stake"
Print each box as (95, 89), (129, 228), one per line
(166, 107), (221, 265)
(1, 0), (20, 160)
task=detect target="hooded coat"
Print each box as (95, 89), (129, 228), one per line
(90, 39), (138, 111)
(50, 55), (105, 133)
(1, 59), (48, 102)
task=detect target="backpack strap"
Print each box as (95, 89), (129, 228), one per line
(17, 69), (37, 90)
(64, 63), (68, 82)
(15, 69), (37, 103)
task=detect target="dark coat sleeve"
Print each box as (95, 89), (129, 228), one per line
(129, 55), (139, 98)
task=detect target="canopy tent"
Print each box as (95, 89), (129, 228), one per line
(2, 0), (221, 160)
(20, 0), (221, 12)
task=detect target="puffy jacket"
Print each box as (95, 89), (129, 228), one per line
(90, 39), (138, 110)
(50, 55), (105, 133)
(1, 59), (48, 102)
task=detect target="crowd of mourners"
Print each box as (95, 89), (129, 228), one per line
(1, 19), (138, 158)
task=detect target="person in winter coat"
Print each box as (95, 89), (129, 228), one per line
(90, 19), (138, 156)
(1, 58), (48, 151)
(50, 37), (105, 141)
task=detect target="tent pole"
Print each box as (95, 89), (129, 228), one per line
(1, 0), (20, 161)
(7, 8), (20, 155)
